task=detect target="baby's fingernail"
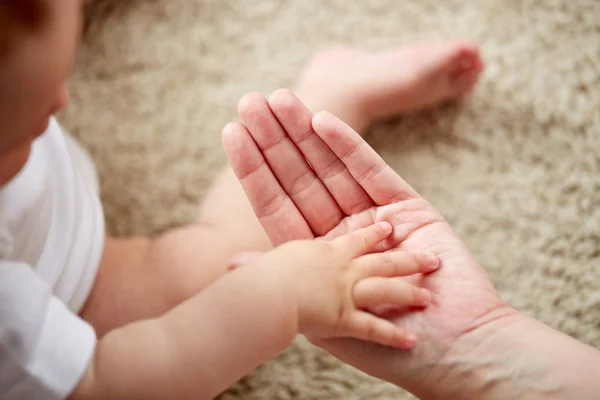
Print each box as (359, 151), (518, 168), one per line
(424, 253), (440, 271)
(378, 221), (392, 233)
(405, 333), (418, 348)
(419, 288), (432, 305)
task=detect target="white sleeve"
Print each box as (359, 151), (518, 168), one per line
(0, 261), (97, 400)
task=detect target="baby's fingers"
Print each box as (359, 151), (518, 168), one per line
(345, 311), (417, 349)
(331, 221), (393, 258)
(354, 251), (439, 279)
(354, 278), (431, 309)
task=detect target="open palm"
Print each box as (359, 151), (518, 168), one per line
(223, 90), (514, 392)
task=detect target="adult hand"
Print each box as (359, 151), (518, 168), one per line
(222, 89), (516, 396)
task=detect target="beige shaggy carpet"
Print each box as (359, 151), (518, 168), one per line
(61, 0), (600, 398)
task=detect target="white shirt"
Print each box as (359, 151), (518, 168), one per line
(0, 118), (104, 399)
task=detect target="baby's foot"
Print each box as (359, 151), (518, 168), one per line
(294, 41), (484, 132)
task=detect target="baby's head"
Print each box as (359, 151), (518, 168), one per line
(0, 0), (83, 186)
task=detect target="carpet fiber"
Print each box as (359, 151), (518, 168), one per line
(61, 0), (600, 398)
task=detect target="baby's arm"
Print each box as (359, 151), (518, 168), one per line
(72, 257), (300, 400)
(71, 222), (438, 400)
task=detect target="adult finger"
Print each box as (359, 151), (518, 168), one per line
(238, 93), (343, 236)
(222, 121), (313, 245)
(312, 111), (420, 205)
(268, 89), (374, 215)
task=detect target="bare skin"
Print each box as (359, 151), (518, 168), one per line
(223, 91), (600, 400)
(3, 3), (599, 396)
(81, 40), (485, 336)
(295, 41), (484, 132)
(70, 224), (440, 400)
(0, 0), (77, 186)
(2, 3), (485, 332)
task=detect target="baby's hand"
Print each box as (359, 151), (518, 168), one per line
(255, 222), (439, 349)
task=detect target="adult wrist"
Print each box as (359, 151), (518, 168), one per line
(387, 306), (524, 400)
(416, 310), (600, 400)
(424, 309), (530, 399)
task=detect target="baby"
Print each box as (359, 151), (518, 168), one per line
(0, 0), (484, 399)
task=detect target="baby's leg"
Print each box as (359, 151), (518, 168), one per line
(294, 40), (484, 132)
(82, 40), (484, 336)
